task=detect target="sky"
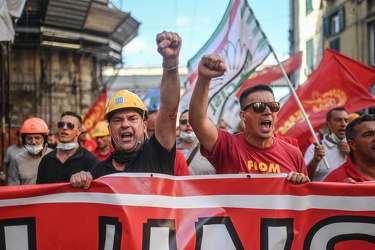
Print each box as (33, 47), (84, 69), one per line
(114, 0), (290, 68)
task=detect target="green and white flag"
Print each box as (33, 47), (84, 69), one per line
(179, 0), (272, 130)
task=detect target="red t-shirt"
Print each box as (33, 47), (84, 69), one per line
(93, 145), (114, 162)
(324, 155), (370, 182)
(201, 130), (307, 175)
(274, 133), (299, 149)
(174, 150), (190, 176)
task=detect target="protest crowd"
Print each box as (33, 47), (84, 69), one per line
(1, 6), (375, 247)
(1, 31), (375, 187)
(2, 0), (375, 248)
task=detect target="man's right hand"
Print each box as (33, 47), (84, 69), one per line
(70, 171), (93, 189)
(313, 142), (325, 161)
(198, 54), (227, 81)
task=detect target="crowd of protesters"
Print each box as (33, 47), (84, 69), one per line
(1, 31), (374, 187)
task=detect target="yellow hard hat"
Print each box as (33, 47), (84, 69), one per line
(105, 90), (148, 120)
(92, 121), (110, 137)
(348, 113), (360, 123)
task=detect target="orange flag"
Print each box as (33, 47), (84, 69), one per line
(82, 89), (107, 139)
(276, 49), (375, 147)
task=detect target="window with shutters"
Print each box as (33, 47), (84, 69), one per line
(323, 6), (345, 37)
(329, 37), (340, 52)
(306, 38), (314, 67)
(306, 0), (313, 15)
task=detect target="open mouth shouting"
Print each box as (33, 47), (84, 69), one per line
(259, 120), (272, 133)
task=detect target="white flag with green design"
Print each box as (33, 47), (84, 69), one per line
(179, 0), (272, 130)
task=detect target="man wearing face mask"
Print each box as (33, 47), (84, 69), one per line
(15, 118), (53, 184)
(304, 107), (350, 181)
(177, 110), (216, 175)
(36, 111), (99, 184)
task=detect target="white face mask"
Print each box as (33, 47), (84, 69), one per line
(180, 131), (197, 142)
(57, 142), (78, 151)
(330, 132), (347, 144)
(25, 144), (44, 155)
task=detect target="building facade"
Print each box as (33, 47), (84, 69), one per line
(0, 0), (139, 160)
(289, 0), (375, 87)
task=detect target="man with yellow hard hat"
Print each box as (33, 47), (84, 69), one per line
(92, 121), (113, 161)
(70, 31), (182, 189)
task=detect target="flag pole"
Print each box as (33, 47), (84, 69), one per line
(269, 49), (330, 170)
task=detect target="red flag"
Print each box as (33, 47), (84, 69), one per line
(276, 48), (375, 146)
(236, 51), (303, 97)
(82, 89), (107, 139)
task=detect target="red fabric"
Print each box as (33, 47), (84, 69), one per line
(274, 133), (299, 149)
(82, 89), (107, 140)
(324, 155), (370, 182)
(237, 51), (303, 97)
(276, 49), (375, 146)
(299, 134), (321, 156)
(80, 139), (97, 153)
(93, 145), (114, 161)
(174, 150), (190, 176)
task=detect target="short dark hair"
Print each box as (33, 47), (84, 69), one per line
(61, 111), (82, 126)
(346, 114), (375, 141)
(239, 84), (274, 110)
(147, 109), (158, 117)
(326, 107), (346, 123)
(180, 109), (189, 117)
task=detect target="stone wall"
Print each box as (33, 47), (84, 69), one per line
(9, 48), (103, 131)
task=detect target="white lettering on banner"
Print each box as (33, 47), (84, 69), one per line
(304, 216), (375, 249)
(0, 218), (36, 250)
(5, 225), (28, 250)
(2, 216), (375, 249)
(98, 216), (122, 249)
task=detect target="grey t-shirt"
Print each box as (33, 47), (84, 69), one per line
(3, 145), (26, 185)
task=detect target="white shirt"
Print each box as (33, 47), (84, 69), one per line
(304, 135), (347, 181)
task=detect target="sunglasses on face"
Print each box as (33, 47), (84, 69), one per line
(179, 119), (188, 125)
(57, 121), (75, 129)
(242, 102), (280, 113)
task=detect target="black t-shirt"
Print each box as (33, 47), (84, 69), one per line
(90, 135), (175, 179)
(36, 146), (99, 184)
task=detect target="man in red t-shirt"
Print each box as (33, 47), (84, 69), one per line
(92, 121), (114, 161)
(78, 125), (97, 152)
(324, 114), (375, 183)
(188, 54), (309, 184)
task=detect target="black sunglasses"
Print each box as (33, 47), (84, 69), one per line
(242, 102), (280, 113)
(179, 119), (188, 125)
(57, 121), (75, 129)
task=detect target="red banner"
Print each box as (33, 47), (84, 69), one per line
(82, 89), (107, 139)
(276, 49), (375, 146)
(0, 174), (374, 249)
(237, 51), (303, 97)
